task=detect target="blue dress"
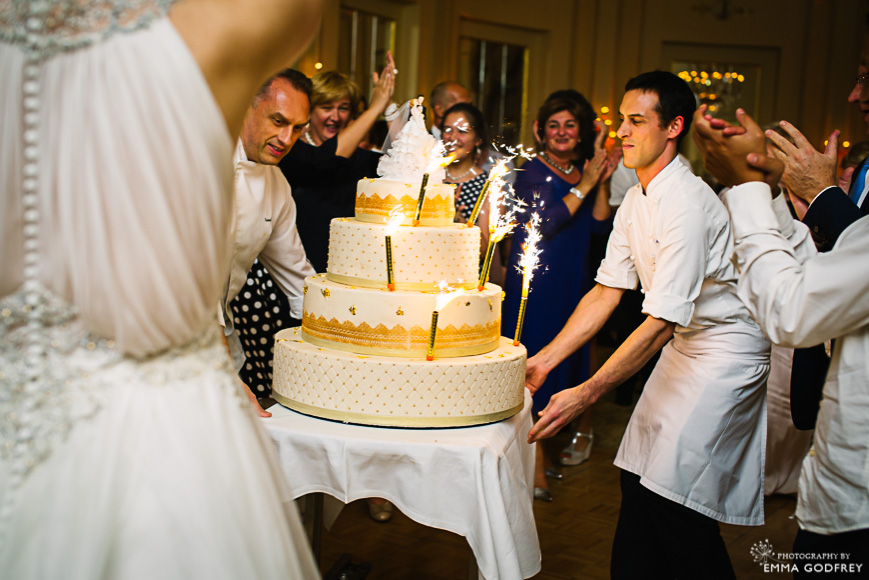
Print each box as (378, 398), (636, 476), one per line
(503, 158), (611, 414)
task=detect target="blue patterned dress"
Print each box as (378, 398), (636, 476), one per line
(503, 157), (611, 414)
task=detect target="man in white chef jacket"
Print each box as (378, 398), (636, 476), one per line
(526, 71), (770, 578)
(693, 105), (869, 577)
(221, 69), (316, 415)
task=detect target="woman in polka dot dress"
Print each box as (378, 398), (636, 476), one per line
(230, 260), (297, 398)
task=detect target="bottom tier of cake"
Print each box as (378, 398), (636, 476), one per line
(272, 327), (527, 427)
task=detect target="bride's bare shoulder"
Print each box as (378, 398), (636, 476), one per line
(170, 0), (324, 136)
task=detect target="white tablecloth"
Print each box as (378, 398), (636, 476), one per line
(263, 390), (541, 580)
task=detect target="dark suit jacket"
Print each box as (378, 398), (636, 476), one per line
(802, 158), (869, 251)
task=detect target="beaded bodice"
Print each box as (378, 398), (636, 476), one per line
(0, 0), (176, 60)
(0, 0), (221, 540)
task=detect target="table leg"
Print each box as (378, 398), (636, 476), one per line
(303, 493), (324, 565)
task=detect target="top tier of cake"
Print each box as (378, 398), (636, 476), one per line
(355, 178), (455, 226)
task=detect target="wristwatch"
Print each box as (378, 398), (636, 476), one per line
(569, 187), (585, 200)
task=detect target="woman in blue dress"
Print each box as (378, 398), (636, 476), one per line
(504, 92), (617, 500)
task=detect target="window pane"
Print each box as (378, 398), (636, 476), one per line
(338, 8), (395, 105)
(458, 37), (527, 148)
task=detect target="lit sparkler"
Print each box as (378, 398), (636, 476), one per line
(467, 159), (509, 228)
(514, 212), (543, 346)
(413, 155), (454, 227)
(426, 282), (464, 361)
(476, 155), (522, 289)
(384, 206), (403, 291)
(477, 222), (514, 290)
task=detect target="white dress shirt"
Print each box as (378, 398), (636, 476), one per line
(222, 140), (315, 368)
(726, 182), (869, 535)
(597, 157), (771, 525)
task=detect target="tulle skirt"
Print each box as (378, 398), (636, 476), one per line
(0, 330), (319, 580)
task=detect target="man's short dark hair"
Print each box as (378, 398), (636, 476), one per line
(254, 69), (313, 107)
(624, 71), (697, 146)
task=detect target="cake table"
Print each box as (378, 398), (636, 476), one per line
(262, 389), (541, 580)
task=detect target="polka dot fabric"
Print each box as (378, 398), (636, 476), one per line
(451, 172), (487, 222)
(230, 260), (298, 397)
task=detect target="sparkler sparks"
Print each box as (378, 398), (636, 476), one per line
(384, 207), (403, 290)
(427, 282), (465, 360)
(514, 211), (543, 346)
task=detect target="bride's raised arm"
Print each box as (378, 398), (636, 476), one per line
(170, 0), (325, 137)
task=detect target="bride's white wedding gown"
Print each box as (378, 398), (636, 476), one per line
(0, 2), (319, 578)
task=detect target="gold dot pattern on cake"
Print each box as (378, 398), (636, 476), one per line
(349, 305), (357, 315)
(488, 299), (493, 311)
(303, 285), (308, 294)
(396, 307), (404, 315)
(274, 338), (525, 421)
(321, 288), (331, 298)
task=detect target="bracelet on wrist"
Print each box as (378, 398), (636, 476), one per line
(570, 187), (585, 200)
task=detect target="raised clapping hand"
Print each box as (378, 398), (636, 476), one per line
(765, 120), (838, 205)
(692, 105), (783, 188)
(576, 119), (620, 192)
(369, 51), (396, 115)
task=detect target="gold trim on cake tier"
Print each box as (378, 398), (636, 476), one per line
(271, 328), (527, 428)
(355, 178), (455, 226)
(326, 272), (478, 292)
(301, 312), (501, 357)
(355, 193), (454, 226)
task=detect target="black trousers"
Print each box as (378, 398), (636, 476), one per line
(793, 527), (869, 579)
(611, 470), (736, 580)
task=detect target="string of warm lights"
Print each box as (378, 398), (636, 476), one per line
(677, 67), (744, 112)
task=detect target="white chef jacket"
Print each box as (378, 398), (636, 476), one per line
(596, 157), (771, 525)
(221, 140), (315, 369)
(726, 182), (869, 535)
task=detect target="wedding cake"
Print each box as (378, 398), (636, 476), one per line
(271, 102), (526, 427)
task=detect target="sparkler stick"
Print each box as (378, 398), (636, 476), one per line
(467, 160), (509, 228)
(514, 212), (542, 346)
(477, 223), (513, 290)
(476, 165), (515, 289)
(467, 181), (490, 228)
(412, 173), (429, 226)
(385, 237), (395, 290)
(426, 310), (439, 361)
(384, 207), (403, 291)
(427, 283), (464, 360)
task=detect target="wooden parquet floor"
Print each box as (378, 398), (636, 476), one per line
(309, 383), (800, 579)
